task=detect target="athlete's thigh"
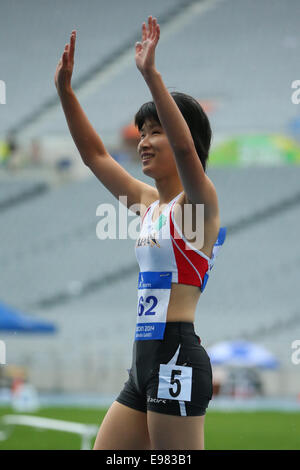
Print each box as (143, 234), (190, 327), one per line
(147, 411), (205, 450)
(93, 401), (151, 450)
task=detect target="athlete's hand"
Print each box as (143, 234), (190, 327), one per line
(135, 16), (160, 78)
(55, 30), (76, 95)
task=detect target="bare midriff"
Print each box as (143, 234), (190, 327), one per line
(166, 282), (201, 323)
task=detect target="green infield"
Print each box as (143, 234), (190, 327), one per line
(0, 407), (299, 450)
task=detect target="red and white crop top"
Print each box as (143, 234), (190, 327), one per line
(135, 191), (226, 293)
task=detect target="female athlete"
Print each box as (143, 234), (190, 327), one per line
(55, 16), (226, 450)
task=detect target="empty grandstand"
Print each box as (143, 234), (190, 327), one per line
(1, 0), (300, 406)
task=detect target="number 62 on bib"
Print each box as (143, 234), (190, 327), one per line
(135, 271), (172, 341)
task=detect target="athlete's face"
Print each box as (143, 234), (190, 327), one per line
(137, 119), (178, 178)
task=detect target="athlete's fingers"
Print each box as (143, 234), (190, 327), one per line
(135, 41), (143, 53)
(62, 52), (68, 66)
(142, 22), (147, 42)
(155, 23), (160, 43)
(151, 18), (157, 40)
(69, 30), (76, 61)
(148, 16), (153, 38)
(62, 47), (68, 67)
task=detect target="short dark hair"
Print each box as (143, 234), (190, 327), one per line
(134, 91), (212, 172)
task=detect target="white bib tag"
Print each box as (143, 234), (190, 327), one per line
(157, 364), (192, 402)
(157, 344), (192, 402)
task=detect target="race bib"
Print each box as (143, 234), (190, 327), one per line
(157, 345), (192, 402)
(135, 271), (172, 340)
(157, 364), (192, 402)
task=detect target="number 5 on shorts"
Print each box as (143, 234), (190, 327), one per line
(157, 364), (192, 402)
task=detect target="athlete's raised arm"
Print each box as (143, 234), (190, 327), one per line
(54, 30), (158, 214)
(135, 17), (218, 219)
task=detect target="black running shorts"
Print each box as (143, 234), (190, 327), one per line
(116, 322), (213, 416)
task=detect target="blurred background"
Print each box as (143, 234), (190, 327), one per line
(0, 0), (300, 450)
